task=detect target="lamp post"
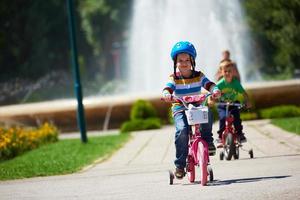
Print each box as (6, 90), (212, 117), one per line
(66, 0), (87, 143)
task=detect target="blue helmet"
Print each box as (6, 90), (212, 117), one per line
(170, 41), (197, 60)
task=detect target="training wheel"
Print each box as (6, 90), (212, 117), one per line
(207, 165), (214, 182)
(169, 170), (174, 185)
(219, 151), (224, 160)
(249, 149), (254, 159)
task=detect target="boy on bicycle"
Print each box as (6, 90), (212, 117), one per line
(215, 61), (251, 145)
(162, 41), (220, 179)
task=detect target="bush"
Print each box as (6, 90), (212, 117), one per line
(120, 118), (161, 133)
(130, 99), (158, 120)
(210, 106), (219, 122)
(0, 123), (58, 161)
(168, 108), (174, 124)
(259, 105), (300, 119)
(241, 112), (258, 121)
(120, 99), (162, 133)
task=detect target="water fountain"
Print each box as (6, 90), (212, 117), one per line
(127, 0), (259, 93)
(0, 1), (299, 132)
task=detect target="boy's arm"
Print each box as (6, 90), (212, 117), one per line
(234, 79), (251, 107)
(208, 82), (221, 99)
(242, 91), (252, 108)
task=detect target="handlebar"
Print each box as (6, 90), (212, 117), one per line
(215, 102), (245, 109)
(161, 94), (210, 109)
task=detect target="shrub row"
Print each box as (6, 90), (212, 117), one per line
(121, 98), (299, 133)
(259, 105), (300, 119)
(167, 104), (300, 122)
(241, 105), (300, 121)
(120, 100), (162, 133)
(0, 123), (58, 161)
(120, 118), (161, 133)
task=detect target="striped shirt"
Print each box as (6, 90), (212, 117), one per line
(163, 71), (218, 114)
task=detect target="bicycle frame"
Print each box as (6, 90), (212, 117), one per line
(186, 123), (211, 185)
(217, 102), (243, 160)
(170, 94), (212, 185)
(187, 124), (210, 166)
(218, 102), (242, 140)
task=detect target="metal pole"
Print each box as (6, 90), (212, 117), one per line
(66, 0), (87, 143)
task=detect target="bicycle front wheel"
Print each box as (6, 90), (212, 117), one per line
(187, 155), (195, 183)
(198, 141), (208, 186)
(224, 133), (235, 160)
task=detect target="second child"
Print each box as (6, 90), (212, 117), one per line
(216, 61), (251, 144)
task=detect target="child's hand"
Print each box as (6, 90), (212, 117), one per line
(245, 101), (252, 109)
(212, 89), (221, 100)
(163, 93), (173, 102)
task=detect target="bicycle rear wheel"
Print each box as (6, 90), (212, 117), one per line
(198, 141), (208, 186)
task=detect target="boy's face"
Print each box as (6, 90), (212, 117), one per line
(176, 53), (192, 76)
(222, 66), (233, 82)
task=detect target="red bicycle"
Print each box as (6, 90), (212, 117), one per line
(163, 94), (213, 186)
(216, 102), (254, 160)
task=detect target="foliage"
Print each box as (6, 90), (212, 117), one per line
(259, 105), (300, 119)
(271, 117), (300, 135)
(78, 0), (132, 80)
(0, 0), (71, 80)
(240, 112), (258, 121)
(168, 108), (174, 124)
(211, 106), (219, 122)
(121, 99), (161, 132)
(78, 0), (131, 55)
(0, 123), (58, 161)
(0, 0), (132, 105)
(120, 118), (161, 133)
(243, 0), (300, 77)
(0, 133), (130, 180)
(130, 99), (158, 120)
(217, 105), (300, 121)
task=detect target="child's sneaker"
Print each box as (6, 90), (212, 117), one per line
(208, 142), (216, 156)
(174, 167), (185, 179)
(238, 134), (247, 143)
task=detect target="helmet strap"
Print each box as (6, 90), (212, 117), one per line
(173, 55), (178, 78)
(190, 55), (196, 77)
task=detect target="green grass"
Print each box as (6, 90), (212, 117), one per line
(0, 133), (131, 180)
(271, 117), (300, 135)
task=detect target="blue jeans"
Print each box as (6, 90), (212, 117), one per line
(217, 105), (243, 137)
(173, 109), (214, 169)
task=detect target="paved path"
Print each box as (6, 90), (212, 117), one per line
(1, 120), (300, 200)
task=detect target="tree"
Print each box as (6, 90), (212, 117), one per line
(78, 0), (132, 79)
(243, 0), (300, 78)
(0, 0), (71, 80)
(0, 0), (133, 104)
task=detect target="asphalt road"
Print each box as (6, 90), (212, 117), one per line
(1, 120), (300, 200)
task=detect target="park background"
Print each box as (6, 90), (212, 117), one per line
(1, 1), (300, 187)
(0, 0), (299, 106)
